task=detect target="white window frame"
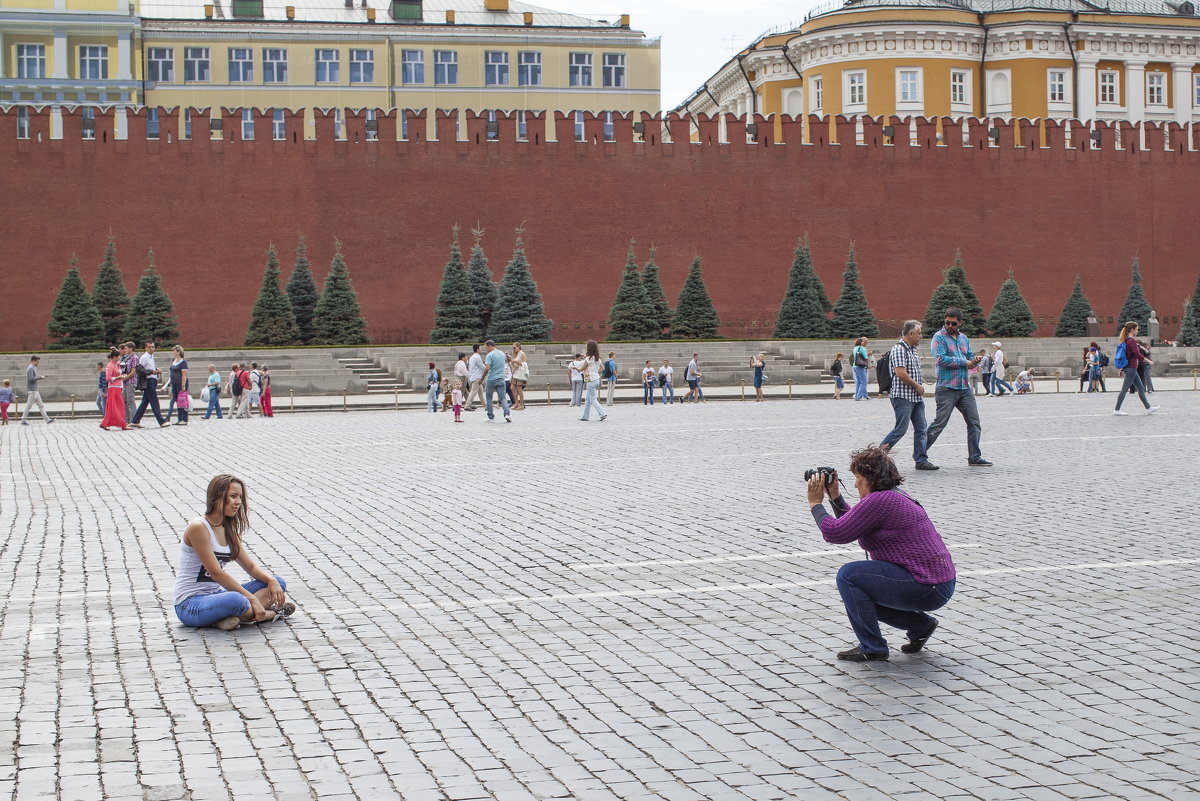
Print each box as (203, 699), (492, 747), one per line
(1146, 71), (1165, 106)
(1194, 73), (1200, 108)
(365, 108), (378, 141)
(184, 47), (210, 83)
(843, 69), (866, 111)
(1099, 70), (1118, 105)
(896, 67), (922, 106)
(146, 107), (160, 139)
(262, 48), (287, 84)
(811, 75), (823, 113)
(228, 48), (253, 83)
(603, 111), (615, 141)
(1048, 69), (1067, 104)
(17, 106), (31, 139)
(569, 52), (592, 88)
(349, 50), (373, 84)
(147, 47), (173, 83)
(273, 109), (286, 140)
(485, 51), (509, 86)
(315, 49), (339, 84)
(950, 69), (970, 108)
(518, 51), (541, 87)
(402, 49), (424, 85)
(434, 50), (457, 86)
(602, 53), (626, 88)
(240, 108), (254, 140)
(574, 110), (585, 141)
(81, 107), (96, 139)
(79, 45), (108, 80)
(16, 44), (46, 80)
(517, 110), (528, 140)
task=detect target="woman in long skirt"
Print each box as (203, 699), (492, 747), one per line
(100, 348), (129, 430)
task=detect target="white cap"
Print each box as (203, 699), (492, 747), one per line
(992, 341), (1002, 348)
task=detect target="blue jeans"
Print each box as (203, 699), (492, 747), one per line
(836, 561), (954, 655)
(990, 373), (1013, 395)
(881, 397), (928, 464)
(1114, 368), (1151, 411)
(662, 380), (674, 404)
(204, 388), (222, 418)
(644, 381), (656, 404)
(570, 380), (584, 407)
(925, 387), (983, 462)
(427, 384), (439, 412)
(133, 377), (166, 425)
(853, 365), (869, 399)
(96, 390), (106, 414)
(485, 379), (510, 419)
(175, 576), (287, 627)
(981, 373), (992, 394)
(580, 379), (605, 420)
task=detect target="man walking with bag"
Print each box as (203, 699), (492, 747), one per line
(879, 321), (937, 471)
(131, 342), (169, 428)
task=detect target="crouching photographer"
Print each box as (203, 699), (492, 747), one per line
(806, 446), (956, 662)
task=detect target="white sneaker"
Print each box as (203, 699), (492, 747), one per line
(1112, 410), (1128, 416)
(1146, 406), (1161, 414)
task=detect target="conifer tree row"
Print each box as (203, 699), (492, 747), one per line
(123, 251), (180, 345)
(1179, 273), (1200, 347)
(607, 241), (656, 340)
(48, 257), (106, 350)
(640, 246), (672, 338)
(313, 242), (370, 345)
(430, 225), (481, 344)
(672, 257), (721, 339)
(467, 226), (498, 340)
(245, 246), (301, 346)
(829, 244), (878, 339)
(1116, 258), (1152, 335)
(986, 270), (1037, 337)
(286, 235), (319, 345)
(923, 270), (969, 334)
(774, 235), (830, 339)
(1055, 277), (1093, 337)
(489, 228), (553, 342)
(92, 237), (130, 345)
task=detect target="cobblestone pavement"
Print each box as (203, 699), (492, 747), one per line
(2, 392), (1198, 801)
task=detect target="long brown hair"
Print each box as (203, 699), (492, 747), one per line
(1117, 321), (1139, 341)
(586, 339), (601, 362)
(206, 474), (248, 560)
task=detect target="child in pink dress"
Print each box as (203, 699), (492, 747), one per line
(452, 380), (464, 423)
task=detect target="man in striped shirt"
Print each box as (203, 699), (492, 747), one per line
(880, 320), (938, 470)
(925, 308), (993, 467)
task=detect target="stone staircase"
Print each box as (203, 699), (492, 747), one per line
(338, 355), (406, 394)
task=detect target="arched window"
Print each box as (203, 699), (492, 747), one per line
(990, 72), (1010, 105)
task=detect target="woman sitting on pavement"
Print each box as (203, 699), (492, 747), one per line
(807, 446), (956, 662)
(174, 474), (295, 631)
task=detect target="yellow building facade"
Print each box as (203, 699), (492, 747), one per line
(680, 0), (1200, 127)
(1, 0), (660, 138)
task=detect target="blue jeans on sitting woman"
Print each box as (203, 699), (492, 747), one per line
(836, 561), (954, 656)
(175, 576), (287, 627)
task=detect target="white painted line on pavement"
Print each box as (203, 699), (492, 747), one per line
(569, 543), (984, 570)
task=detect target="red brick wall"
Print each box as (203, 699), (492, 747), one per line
(1, 108), (1197, 351)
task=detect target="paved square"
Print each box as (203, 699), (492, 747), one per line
(2, 392), (1199, 801)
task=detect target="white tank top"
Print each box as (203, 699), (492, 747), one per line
(173, 517), (233, 605)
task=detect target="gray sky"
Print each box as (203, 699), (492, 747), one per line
(546, 1), (823, 110)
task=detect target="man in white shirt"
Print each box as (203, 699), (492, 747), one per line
(659, 359), (675, 405)
(465, 344), (485, 411)
(990, 341), (1013, 396)
(132, 341), (170, 427)
(684, 353), (704, 403)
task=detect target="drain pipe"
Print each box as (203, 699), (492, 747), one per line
(978, 12), (989, 116)
(735, 53), (757, 115)
(1063, 16), (1078, 120)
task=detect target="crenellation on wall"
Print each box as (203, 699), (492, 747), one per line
(5, 106), (1200, 161)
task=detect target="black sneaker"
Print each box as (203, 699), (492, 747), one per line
(901, 619), (938, 654)
(836, 646), (888, 662)
(968, 458), (993, 467)
(915, 462), (940, 471)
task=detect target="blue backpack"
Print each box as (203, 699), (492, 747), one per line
(1113, 341), (1128, 369)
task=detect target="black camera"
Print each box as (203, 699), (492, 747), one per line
(804, 467), (837, 486)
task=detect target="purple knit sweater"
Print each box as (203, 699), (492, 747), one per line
(813, 491), (955, 584)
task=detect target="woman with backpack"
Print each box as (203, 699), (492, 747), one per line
(852, 338), (870, 401)
(1113, 321), (1159, 416)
